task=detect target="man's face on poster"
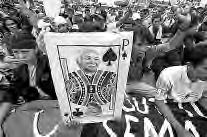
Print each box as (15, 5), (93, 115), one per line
(79, 50), (101, 73)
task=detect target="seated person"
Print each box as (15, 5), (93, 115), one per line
(155, 45), (207, 137)
(149, 14), (164, 45)
(8, 37), (56, 100)
(0, 34), (56, 137)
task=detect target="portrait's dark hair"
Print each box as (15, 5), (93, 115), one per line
(184, 45), (207, 67)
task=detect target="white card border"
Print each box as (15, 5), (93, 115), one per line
(44, 32), (133, 123)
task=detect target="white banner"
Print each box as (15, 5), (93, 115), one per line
(43, 0), (61, 18)
(44, 32), (133, 123)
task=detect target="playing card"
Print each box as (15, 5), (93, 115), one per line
(44, 32), (133, 123)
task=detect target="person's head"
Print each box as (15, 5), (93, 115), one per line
(190, 7), (197, 15)
(8, 7), (18, 16)
(11, 39), (38, 65)
(2, 3), (11, 14)
(152, 14), (161, 28)
(185, 46), (207, 81)
(140, 8), (149, 19)
(2, 6), (9, 14)
(3, 17), (20, 33)
(53, 16), (68, 33)
(118, 10), (123, 16)
(77, 49), (101, 73)
(85, 8), (90, 16)
(182, 4), (191, 14)
(57, 23), (68, 33)
(197, 7), (203, 14)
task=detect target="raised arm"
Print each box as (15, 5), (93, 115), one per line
(175, 7), (191, 23)
(16, 0), (39, 28)
(116, 7), (133, 28)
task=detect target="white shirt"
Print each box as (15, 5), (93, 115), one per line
(156, 66), (207, 103)
(28, 64), (37, 87)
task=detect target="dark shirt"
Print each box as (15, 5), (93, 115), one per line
(1, 53), (56, 103)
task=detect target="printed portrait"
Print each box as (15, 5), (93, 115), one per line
(59, 46), (120, 119)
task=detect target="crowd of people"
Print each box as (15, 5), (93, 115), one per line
(0, 0), (207, 136)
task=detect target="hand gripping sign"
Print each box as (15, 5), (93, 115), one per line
(44, 32), (133, 124)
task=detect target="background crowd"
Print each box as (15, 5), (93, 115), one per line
(0, 0), (207, 137)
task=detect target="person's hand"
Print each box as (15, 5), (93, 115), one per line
(3, 56), (25, 65)
(66, 120), (82, 128)
(55, 120), (83, 137)
(39, 95), (51, 100)
(177, 129), (194, 137)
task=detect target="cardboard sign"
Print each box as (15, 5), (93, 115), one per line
(44, 32), (133, 123)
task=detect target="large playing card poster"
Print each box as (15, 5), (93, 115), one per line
(44, 32), (133, 123)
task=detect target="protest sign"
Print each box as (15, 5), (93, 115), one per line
(44, 32), (133, 123)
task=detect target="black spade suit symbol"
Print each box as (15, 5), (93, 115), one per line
(122, 51), (127, 60)
(73, 108), (83, 117)
(103, 48), (117, 66)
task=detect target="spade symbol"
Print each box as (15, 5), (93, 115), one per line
(103, 48), (117, 66)
(122, 51), (127, 60)
(72, 108), (83, 117)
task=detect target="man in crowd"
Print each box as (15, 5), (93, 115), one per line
(155, 45), (207, 137)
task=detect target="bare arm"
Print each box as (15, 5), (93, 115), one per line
(155, 100), (194, 137)
(116, 7), (132, 28)
(155, 100), (183, 131)
(19, 7), (39, 28)
(16, 0), (39, 28)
